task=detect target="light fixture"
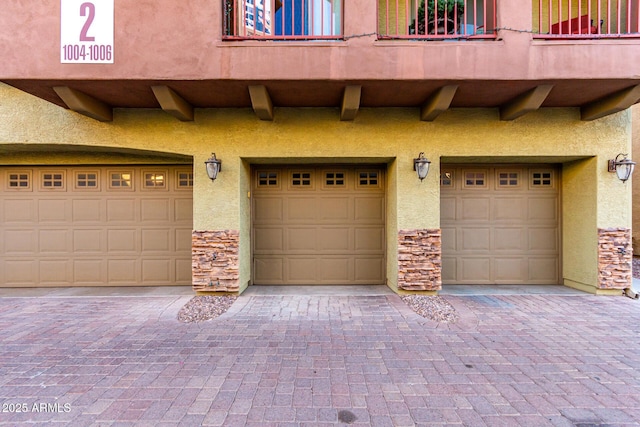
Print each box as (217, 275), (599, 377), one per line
(413, 152), (431, 181)
(204, 153), (222, 182)
(608, 153), (636, 183)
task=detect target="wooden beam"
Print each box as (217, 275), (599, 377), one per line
(248, 85), (274, 121)
(53, 86), (112, 122)
(500, 85), (554, 121)
(340, 85), (361, 121)
(581, 85), (640, 121)
(151, 85), (194, 121)
(420, 85), (458, 121)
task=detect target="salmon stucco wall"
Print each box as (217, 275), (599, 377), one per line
(0, 83), (633, 293)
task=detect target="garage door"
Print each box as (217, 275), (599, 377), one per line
(252, 166), (385, 285)
(441, 165), (560, 284)
(0, 166), (193, 287)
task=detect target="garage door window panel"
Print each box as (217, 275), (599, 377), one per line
(109, 171), (134, 190)
(323, 171), (346, 188)
(530, 170), (555, 188)
(496, 170), (521, 189)
(289, 170), (314, 189)
(75, 171), (100, 190)
(357, 170), (381, 188)
(143, 170), (167, 190)
(440, 170), (454, 188)
(41, 171), (66, 190)
(176, 170), (194, 190)
(257, 170), (280, 189)
(6, 171), (32, 191)
(463, 170), (488, 189)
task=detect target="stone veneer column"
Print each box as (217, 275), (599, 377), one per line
(598, 228), (632, 290)
(192, 230), (240, 292)
(398, 229), (442, 291)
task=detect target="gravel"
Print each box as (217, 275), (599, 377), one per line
(177, 295), (237, 323)
(401, 295), (460, 323)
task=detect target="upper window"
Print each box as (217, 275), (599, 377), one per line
(75, 171), (99, 190)
(533, 0), (640, 38)
(176, 171), (194, 189)
(224, 0), (342, 39)
(143, 172), (167, 189)
(378, 0), (497, 40)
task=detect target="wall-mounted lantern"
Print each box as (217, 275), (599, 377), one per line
(204, 153), (222, 182)
(608, 153), (636, 183)
(413, 152), (431, 181)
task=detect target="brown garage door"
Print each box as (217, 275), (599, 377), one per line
(0, 166), (193, 287)
(252, 166), (385, 285)
(441, 165), (560, 285)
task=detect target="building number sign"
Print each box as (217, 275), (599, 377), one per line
(60, 0), (114, 63)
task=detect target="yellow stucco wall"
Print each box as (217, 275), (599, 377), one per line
(633, 104), (640, 253)
(0, 83), (632, 293)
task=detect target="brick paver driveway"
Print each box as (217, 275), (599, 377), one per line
(0, 290), (639, 426)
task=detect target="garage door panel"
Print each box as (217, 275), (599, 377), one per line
(320, 258), (350, 281)
(527, 197), (558, 221)
(354, 258), (385, 282)
(254, 198), (284, 222)
(39, 260), (70, 285)
(72, 199), (102, 221)
(441, 257), (457, 281)
(39, 199), (67, 222)
(440, 197), (456, 221)
(255, 258), (284, 283)
(175, 229), (193, 252)
(442, 165), (559, 285)
(288, 198), (317, 221)
(108, 260), (137, 283)
(319, 227), (350, 251)
(441, 227), (457, 251)
(354, 227), (384, 252)
(142, 229), (171, 251)
(5, 260), (37, 285)
(73, 229), (103, 252)
(255, 228), (284, 252)
(141, 199), (171, 221)
(287, 258), (318, 282)
(529, 228), (558, 251)
(73, 260), (104, 283)
(460, 228), (490, 251)
(460, 198), (490, 221)
(5, 229), (36, 254)
(39, 229), (70, 253)
(493, 197), (526, 221)
(108, 229), (138, 252)
(142, 259), (171, 284)
(253, 166), (385, 285)
(354, 197), (384, 222)
(319, 197), (350, 221)
(175, 259), (192, 284)
(460, 258), (491, 282)
(174, 199), (193, 222)
(494, 258), (526, 282)
(529, 258), (558, 282)
(493, 228), (526, 251)
(107, 199), (137, 221)
(4, 199), (36, 222)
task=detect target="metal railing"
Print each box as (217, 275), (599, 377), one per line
(378, 0), (497, 39)
(223, 0), (343, 40)
(533, 0), (640, 38)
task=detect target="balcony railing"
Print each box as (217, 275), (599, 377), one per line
(533, 0), (640, 38)
(378, 0), (497, 39)
(223, 0), (343, 39)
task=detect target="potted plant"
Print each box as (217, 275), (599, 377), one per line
(409, 0), (465, 35)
